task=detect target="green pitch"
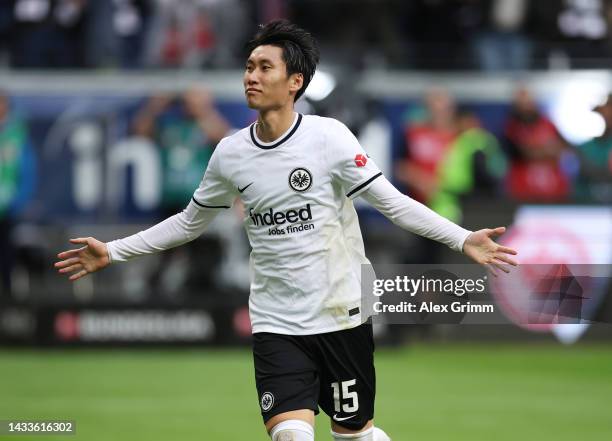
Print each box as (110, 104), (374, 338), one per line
(1, 343), (611, 440)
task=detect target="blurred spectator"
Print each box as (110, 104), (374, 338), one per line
(396, 88), (457, 205)
(160, 8), (214, 68)
(112, 0), (153, 69)
(10, 0), (89, 69)
(458, 0), (535, 71)
(132, 87), (230, 214)
(430, 108), (507, 223)
(0, 92), (36, 298)
(205, 0), (252, 68)
(575, 94), (612, 202)
(503, 87), (571, 201)
(132, 87), (230, 298)
(145, 0), (249, 69)
(532, 0), (612, 69)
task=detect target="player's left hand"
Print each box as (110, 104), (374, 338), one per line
(54, 237), (110, 281)
(463, 227), (518, 275)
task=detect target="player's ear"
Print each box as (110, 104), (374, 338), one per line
(289, 73), (303, 96)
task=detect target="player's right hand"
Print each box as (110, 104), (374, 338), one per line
(54, 237), (110, 281)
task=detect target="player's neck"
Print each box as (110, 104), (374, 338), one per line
(256, 107), (296, 143)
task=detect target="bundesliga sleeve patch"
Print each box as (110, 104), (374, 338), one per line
(354, 154), (367, 167)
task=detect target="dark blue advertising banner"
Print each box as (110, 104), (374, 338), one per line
(12, 94), (256, 222)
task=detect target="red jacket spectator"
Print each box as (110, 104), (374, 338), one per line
(504, 87), (570, 201)
(396, 88), (457, 204)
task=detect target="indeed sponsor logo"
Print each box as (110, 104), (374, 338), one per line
(249, 204), (313, 227)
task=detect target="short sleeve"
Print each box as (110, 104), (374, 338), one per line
(327, 119), (383, 199)
(191, 142), (236, 209)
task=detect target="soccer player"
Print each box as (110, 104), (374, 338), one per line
(55, 20), (518, 441)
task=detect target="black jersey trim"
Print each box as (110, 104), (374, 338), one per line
(346, 172), (383, 198)
(250, 114), (303, 150)
(191, 197), (230, 209)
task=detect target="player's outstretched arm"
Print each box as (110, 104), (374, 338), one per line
(55, 237), (110, 281)
(360, 176), (518, 272)
(55, 200), (224, 281)
(463, 227), (518, 274)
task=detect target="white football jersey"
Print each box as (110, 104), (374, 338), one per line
(192, 113), (383, 335)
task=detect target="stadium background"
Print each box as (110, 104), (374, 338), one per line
(1, 1), (611, 440)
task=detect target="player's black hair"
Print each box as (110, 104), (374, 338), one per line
(245, 20), (320, 102)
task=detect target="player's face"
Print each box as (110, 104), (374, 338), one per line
(244, 45), (302, 111)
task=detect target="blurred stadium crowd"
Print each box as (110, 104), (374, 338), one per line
(1, 0), (612, 70)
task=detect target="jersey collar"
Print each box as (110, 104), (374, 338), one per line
(250, 113), (303, 150)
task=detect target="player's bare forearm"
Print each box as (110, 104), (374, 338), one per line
(55, 237), (110, 281)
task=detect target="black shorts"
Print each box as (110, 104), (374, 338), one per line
(252, 322), (375, 431)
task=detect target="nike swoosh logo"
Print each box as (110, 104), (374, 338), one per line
(238, 182), (253, 193)
(332, 414), (356, 422)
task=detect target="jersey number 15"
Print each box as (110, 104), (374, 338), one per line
(331, 380), (359, 413)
